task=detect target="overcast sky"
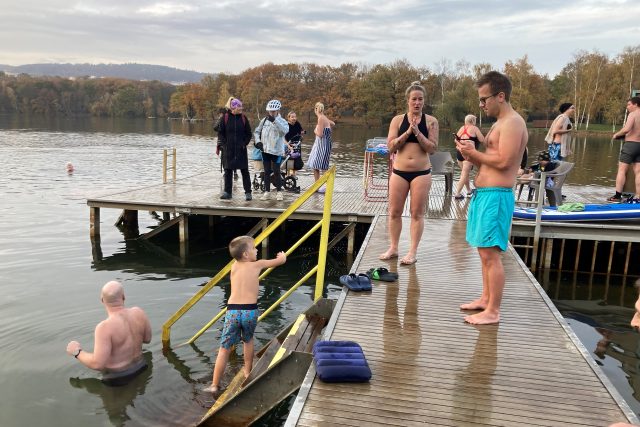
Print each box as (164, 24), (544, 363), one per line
(1, 0), (638, 77)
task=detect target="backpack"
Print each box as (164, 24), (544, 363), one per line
(214, 112), (246, 133)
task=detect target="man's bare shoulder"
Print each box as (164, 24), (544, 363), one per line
(504, 111), (527, 128)
(127, 306), (148, 318)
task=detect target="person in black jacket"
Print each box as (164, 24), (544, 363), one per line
(217, 98), (253, 200)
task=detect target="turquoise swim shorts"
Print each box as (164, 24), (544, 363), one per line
(466, 187), (514, 251)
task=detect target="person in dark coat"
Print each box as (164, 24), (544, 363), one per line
(217, 98), (253, 200)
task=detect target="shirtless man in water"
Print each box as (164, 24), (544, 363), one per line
(66, 281), (152, 382)
(456, 71), (527, 325)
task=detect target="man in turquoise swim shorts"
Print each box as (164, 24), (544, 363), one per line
(456, 71), (528, 325)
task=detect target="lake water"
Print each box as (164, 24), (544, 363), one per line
(1, 114), (638, 426)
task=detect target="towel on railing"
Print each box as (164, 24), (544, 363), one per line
(312, 340), (372, 382)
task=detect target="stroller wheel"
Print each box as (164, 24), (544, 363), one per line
(283, 176), (296, 191)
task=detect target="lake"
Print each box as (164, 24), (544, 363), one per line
(0, 114), (638, 426)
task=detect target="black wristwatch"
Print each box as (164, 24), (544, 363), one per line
(74, 349), (82, 358)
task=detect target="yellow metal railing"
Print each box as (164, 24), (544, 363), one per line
(161, 166), (336, 347)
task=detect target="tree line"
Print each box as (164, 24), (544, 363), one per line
(2, 45), (638, 129)
(0, 73), (175, 117)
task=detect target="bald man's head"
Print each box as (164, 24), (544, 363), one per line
(101, 281), (125, 307)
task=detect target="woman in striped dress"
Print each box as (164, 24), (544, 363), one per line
(307, 102), (335, 189)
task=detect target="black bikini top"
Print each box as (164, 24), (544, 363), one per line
(399, 114), (428, 143)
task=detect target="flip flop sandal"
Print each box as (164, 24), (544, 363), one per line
(340, 273), (371, 291)
(356, 273), (372, 291)
(339, 273), (359, 290)
(366, 267), (398, 282)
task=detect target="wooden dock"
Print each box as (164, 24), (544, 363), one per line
(286, 216), (638, 426)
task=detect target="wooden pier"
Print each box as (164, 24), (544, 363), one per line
(86, 169), (640, 424)
(286, 216), (638, 426)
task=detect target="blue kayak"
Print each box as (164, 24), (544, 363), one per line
(513, 203), (640, 221)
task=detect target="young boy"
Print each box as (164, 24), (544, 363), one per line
(205, 236), (286, 394)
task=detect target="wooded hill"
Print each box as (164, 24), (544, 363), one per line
(0, 63), (206, 84)
(1, 46), (638, 128)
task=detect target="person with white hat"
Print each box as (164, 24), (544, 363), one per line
(254, 99), (289, 201)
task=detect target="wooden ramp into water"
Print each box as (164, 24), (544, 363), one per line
(287, 216), (638, 426)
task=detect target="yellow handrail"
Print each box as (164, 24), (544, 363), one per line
(161, 166), (336, 347)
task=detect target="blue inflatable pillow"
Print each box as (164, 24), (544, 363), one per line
(312, 340), (371, 383)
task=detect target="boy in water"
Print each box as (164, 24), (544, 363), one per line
(205, 236), (286, 394)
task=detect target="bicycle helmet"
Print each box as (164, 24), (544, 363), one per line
(266, 99), (281, 111)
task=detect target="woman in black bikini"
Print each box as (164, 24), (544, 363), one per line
(453, 114), (485, 199)
(379, 81), (439, 265)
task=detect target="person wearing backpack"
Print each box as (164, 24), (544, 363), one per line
(216, 98), (253, 201)
(254, 99), (289, 201)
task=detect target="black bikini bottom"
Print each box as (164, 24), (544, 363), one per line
(392, 168), (432, 184)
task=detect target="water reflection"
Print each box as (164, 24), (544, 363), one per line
(69, 352), (153, 427)
(452, 325), (498, 424)
(382, 264), (422, 362)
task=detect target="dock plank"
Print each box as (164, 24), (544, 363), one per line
(287, 216), (635, 426)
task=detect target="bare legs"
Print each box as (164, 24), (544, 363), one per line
(313, 169), (320, 181)
(206, 339), (254, 394)
(614, 162), (630, 193)
(454, 160), (473, 197)
(242, 339), (254, 378)
(205, 346), (231, 393)
(461, 247), (504, 324)
(379, 172), (431, 264)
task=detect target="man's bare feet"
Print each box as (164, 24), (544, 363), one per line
(460, 299), (488, 311)
(379, 249), (398, 260)
(400, 254), (417, 265)
(464, 310), (500, 325)
(203, 384), (219, 394)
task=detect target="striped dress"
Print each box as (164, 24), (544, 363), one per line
(307, 127), (333, 171)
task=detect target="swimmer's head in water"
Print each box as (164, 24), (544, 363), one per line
(66, 162), (74, 172)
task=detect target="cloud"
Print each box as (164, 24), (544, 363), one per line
(0, 0), (638, 76)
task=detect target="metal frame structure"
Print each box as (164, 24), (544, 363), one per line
(161, 166), (336, 347)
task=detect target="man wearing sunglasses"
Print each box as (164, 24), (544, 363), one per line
(456, 71), (528, 325)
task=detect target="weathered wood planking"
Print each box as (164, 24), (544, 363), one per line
(288, 216), (637, 427)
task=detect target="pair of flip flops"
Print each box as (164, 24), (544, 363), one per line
(339, 273), (372, 291)
(365, 267), (398, 282)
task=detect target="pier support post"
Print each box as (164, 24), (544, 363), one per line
(90, 207), (100, 238)
(208, 215), (215, 240)
(91, 235), (103, 263)
(179, 214), (189, 260)
(543, 239), (553, 269)
(347, 224), (355, 255)
(163, 212), (170, 221)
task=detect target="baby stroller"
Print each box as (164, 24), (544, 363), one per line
(252, 137), (302, 193)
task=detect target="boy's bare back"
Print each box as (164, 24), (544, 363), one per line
(228, 242), (286, 305)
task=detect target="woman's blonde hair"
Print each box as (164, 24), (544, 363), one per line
(287, 111), (296, 119)
(315, 102), (325, 113)
(224, 96), (235, 110)
(405, 81), (426, 100)
(464, 114), (477, 125)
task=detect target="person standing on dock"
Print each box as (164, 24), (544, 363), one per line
(307, 102), (335, 192)
(608, 97), (640, 203)
(379, 81), (439, 265)
(217, 98), (253, 201)
(544, 102), (575, 161)
(457, 71), (528, 325)
(254, 99), (289, 201)
(66, 281), (152, 384)
(205, 236), (286, 395)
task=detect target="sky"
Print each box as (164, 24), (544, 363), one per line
(1, 0), (639, 77)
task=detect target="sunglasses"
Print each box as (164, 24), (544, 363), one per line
(479, 92), (501, 105)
